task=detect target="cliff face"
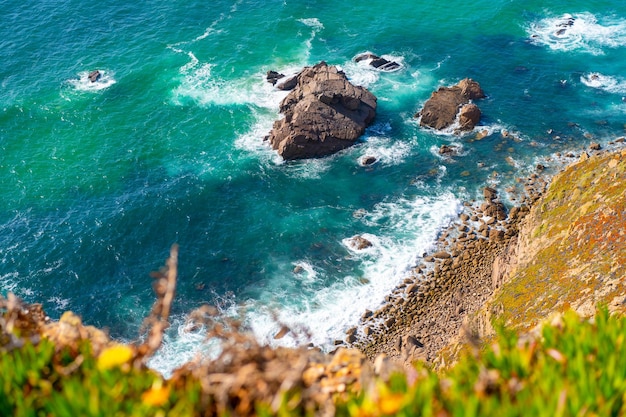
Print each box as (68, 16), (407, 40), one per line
(475, 149), (626, 336)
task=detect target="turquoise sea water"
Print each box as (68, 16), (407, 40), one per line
(2, 0), (625, 374)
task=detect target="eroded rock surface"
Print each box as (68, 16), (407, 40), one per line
(267, 62), (377, 160)
(417, 78), (485, 131)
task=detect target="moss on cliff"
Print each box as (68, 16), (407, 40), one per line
(493, 149), (626, 331)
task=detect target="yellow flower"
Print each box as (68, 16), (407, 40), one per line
(142, 384), (170, 407)
(378, 393), (405, 415)
(97, 344), (134, 371)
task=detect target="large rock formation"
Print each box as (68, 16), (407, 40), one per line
(267, 62), (377, 160)
(416, 78), (485, 131)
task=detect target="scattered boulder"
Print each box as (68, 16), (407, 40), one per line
(88, 70), (101, 83)
(484, 201), (507, 220)
(266, 62), (377, 160)
(354, 52), (402, 72)
(273, 326), (290, 340)
(483, 186), (498, 201)
(439, 144), (458, 155)
(406, 335), (423, 349)
(266, 70), (284, 85)
(417, 78), (485, 131)
(554, 15), (575, 36)
(348, 235), (373, 250)
(360, 155), (378, 166)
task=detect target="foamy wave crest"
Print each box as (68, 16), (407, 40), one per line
(298, 18), (324, 31)
(297, 18), (324, 61)
(246, 192), (461, 349)
(172, 61), (292, 108)
(148, 315), (219, 377)
(358, 135), (412, 166)
(581, 72), (626, 94)
(66, 70), (116, 92)
(340, 53), (405, 89)
(147, 192), (460, 375)
(527, 12), (626, 55)
(0, 272), (20, 294)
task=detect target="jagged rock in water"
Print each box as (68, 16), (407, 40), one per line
(348, 235), (373, 250)
(266, 70), (284, 85)
(88, 70), (101, 82)
(354, 52), (402, 71)
(360, 155), (378, 166)
(267, 62), (377, 160)
(416, 78), (485, 131)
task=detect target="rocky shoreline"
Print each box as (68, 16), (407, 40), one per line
(346, 141), (625, 369)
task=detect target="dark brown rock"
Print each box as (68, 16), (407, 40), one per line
(416, 78), (484, 131)
(88, 70), (101, 83)
(348, 235), (373, 250)
(360, 155), (377, 166)
(354, 52), (402, 71)
(483, 187), (498, 201)
(406, 335), (423, 349)
(439, 144), (457, 155)
(266, 70), (284, 85)
(267, 62), (377, 160)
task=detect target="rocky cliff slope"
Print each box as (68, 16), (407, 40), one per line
(357, 146), (626, 368)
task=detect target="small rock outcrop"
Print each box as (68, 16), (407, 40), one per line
(360, 155), (378, 166)
(416, 78), (485, 131)
(88, 70), (101, 83)
(267, 62), (377, 160)
(354, 52), (402, 72)
(266, 70), (284, 86)
(347, 235), (373, 250)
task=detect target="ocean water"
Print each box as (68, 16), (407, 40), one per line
(1, 0), (625, 375)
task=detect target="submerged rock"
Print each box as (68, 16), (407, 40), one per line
(267, 62), (377, 160)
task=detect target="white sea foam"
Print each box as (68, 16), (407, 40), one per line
(245, 193), (461, 349)
(0, 272), (20, 294)
(340, 53), (405, 89)
(147, 315), (218, 377)
(47, 296), (70, 311)
(292, 261), (319, 285)
(527, 12), (626, 55)
(297, 18), (324, 62)
(298, 18), (324, 31)
(358, 135), (412, 166)
(172, 54), (296, 109)
(66, 70), (116, 92)
(148, 192), (461, 376)
(580, 72), (626, 94)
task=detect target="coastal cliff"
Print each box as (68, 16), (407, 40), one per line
(357, 146), (626, 369)
(1, 147), (625, 416)
(471, 147), (626, 338)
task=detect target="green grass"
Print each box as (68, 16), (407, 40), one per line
(1, 308), (625, 416)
